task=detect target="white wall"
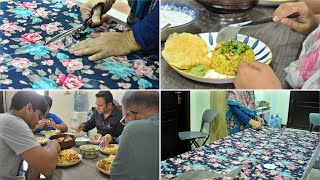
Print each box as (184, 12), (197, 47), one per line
(255, 90), (291, 124)
(190, 91), (211, 131)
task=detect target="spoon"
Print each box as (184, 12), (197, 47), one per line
(216, 12), (300, 44)
(161, 23), (171, 31)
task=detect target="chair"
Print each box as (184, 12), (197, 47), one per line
(178, 109), (218, 148)
(309, 113), (320, 132)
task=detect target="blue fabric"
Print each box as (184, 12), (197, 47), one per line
(35, 113), (63, 133)
(132, 1), (159, 55)
(229, 106), (251, 125)
(226, 100), (257, 134)
(0, 0), (159, 89)
(161, 128), (320, 179)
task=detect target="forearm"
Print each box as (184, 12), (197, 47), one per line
(131, 2), (159, 54)
(229, 106), (251, 125)
(54, 123), (68, 133)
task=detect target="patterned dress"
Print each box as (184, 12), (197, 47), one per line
(285, 24), (320, 89)
(226, 91), (257, 135)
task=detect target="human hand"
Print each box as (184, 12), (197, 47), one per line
(47, 120), (57, 129)
(26, 165), (40, 180)
(234, 61), (281, 89)
(95, 133), (102, 140)
(36, 120), (47, 129)
(47, 140), (61, 153)
(69, 31), (141, 61)
(273, 1), (318, 35)
(101, 134), (113, 146)
(75, 124), (85, 133)
(304, 0), (320, 14)
(256, 116), (265, 125)
(248, 119), (262, 130)
(80, 0), (112, 26)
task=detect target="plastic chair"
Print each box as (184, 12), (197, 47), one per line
(309, 113), (320, 132)
(178, 109), (218, 148)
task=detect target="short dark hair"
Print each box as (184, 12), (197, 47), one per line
(96, 91), (113, 105)
(43, 95), (53, 108)
(122, 91), (159, 110)
(10, 91), (48, 115)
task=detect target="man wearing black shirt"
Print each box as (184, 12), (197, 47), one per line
(76, 91), (123, 144)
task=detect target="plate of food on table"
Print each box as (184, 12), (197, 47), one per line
(57, 149), (82, 167)
(99, 144), (119, 155)
(34, 136), (48, 145)
(40, 129), (61, 136)
(96, 155), (116, 175)
(162, 32), (272, 84)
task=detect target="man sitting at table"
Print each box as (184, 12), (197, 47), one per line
(0, 91), (61, 179)
(32, 95), (68, 133)
(110, 91), (159, 180)
(76, 91), (124, 144)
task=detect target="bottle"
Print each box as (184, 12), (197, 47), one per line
(275, 114), (282, 129)
(270, 115), (276, 128)
(74, 91), (86, 112)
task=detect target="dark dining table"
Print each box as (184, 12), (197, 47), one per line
(161, 0), (306, 89)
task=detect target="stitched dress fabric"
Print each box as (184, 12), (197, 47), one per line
(0, 0), (159, 89)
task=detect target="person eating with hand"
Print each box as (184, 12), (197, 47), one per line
(235, 0), (320, 89)
(76, 91), (123, 146)
(32, 95), (68, 133)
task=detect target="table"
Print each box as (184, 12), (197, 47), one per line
(161, 0), (306, 89)
(52, 147), (110, 180)
(24, 145), (112, 180)
(161, 128), (320, 179)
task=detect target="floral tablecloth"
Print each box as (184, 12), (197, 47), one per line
(0, 0), (159, 89)
(161, 128), (320, 179)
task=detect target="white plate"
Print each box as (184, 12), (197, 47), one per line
(40, 130), (61, 136)
(167, 32), (272, 84)
(57, 154), (82, 167)
(96, 159), (111, 175)
(99, 144), (119, 155)
(258, 0), (298, 6)
(35, 136), (48, 145)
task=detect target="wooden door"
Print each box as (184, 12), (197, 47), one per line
(161, 91), (190, 160)
(288, 91), (320, 130)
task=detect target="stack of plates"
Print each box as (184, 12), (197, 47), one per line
(197, 0), (258, 13)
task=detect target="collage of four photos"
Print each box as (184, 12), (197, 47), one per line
(0, 0), (319, 180)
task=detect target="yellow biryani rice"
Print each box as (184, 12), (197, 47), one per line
(211, 40), (255, 76)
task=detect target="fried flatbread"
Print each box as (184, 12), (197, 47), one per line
(162, 33), (210, 70)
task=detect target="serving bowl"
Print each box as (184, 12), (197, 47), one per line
(75, 136), (90, 146)
(196, 0), (258, 13)
(49, 134), (75, 150)
(161, 2), (200, 41)
(79, 144), (99, 159)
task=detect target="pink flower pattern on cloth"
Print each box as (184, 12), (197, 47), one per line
(285, 25), (320, 89)
(0, 0), (159, 89)
(161, 128), (319, 180)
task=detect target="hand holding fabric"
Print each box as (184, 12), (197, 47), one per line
(69, 31), (141, 61)
(249, 119), (262, 130)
